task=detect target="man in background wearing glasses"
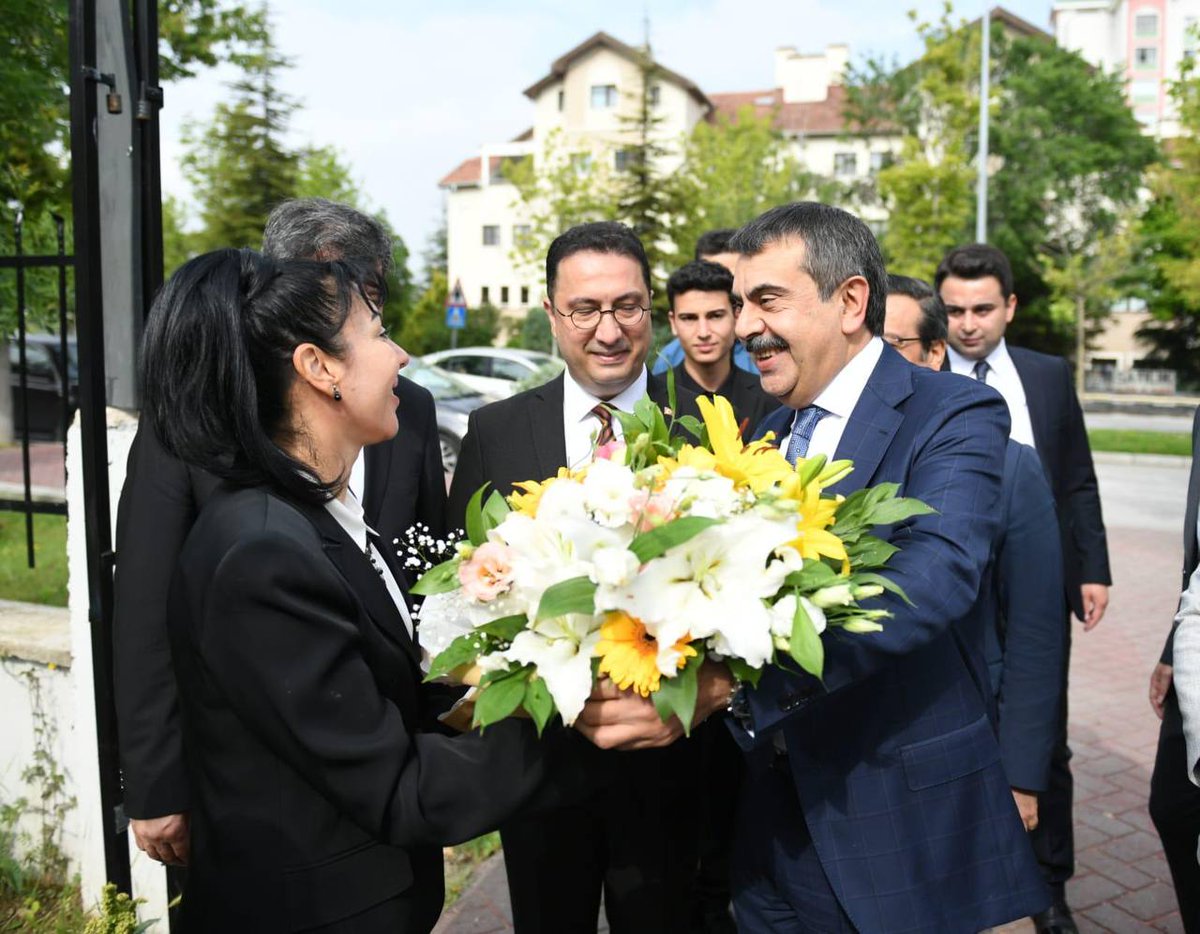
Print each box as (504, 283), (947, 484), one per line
(447, 221), (702, 934)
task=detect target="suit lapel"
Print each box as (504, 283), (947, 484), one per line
(1009, 349), (1052, 454)
(296, 500), (423, 668)
(530, 374), (569, 476)
(829, 347), (912, 496)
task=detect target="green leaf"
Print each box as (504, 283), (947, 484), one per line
(478, 614), (529, 640)
(524, 676), (555, 736)
(782, 561), (839, 591)
(674, 414), (704, 441)
(858, 495), (938, 528)
(634, 395), (661, 430)
(788, 595), (825, 679)
(424, 632), (483, 682)
(481, 490), (511, 534)
(628, 516), (720, 563)
(726, 656), (764, 689)
(464, 483), (492, 547)
(474, 666), (531, 729)
(410, 557), (460, 596)
(847, 535), (899, 569)
(665, 366), (678, 422)
(650, 646), (704, 734)
(612, 408), (644, 445)
(535, 576), (597, 620)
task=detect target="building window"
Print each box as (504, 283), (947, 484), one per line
(1134, 46), (1159, 69)
(590, 84), (618, 109)
(513, 224), (532, 248)
(1135, 11), (1159, 37)
(834, 152), (858, 177)
(1131, 79), (1158, 103)
(869, 151), (890, 174)
(481, 286), (490, 304)
(557, 89), (565, 111)
(500, 286), (510, 305)
(482, 225), (500, 246)
(520, 286), (530, 304)
(614, 149), (633, 172)
(648, 85), (661, 106)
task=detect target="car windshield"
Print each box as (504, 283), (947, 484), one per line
(404, 359), (479, 401)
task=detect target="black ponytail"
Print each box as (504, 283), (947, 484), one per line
(140, 248), (367, 504)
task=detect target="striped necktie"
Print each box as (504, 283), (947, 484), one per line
(591, 404), (615, 448)
(785, 405), (829, 465)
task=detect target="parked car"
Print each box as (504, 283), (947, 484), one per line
(8, 335), (77, 441)
(401, 358), (490, 475)
(422, 347), (562, 399)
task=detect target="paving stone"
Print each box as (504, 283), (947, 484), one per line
(1081, 900), (1160, 933)
(1077, 849), (1155, 890)
(1100, 830), (1170, 864)
(1114, 883), (1185, 923)
(1067, 872), (1129, 911)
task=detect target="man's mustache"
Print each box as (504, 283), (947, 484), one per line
(744, 334), (789, 355)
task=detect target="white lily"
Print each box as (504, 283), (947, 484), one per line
(581, 458), (638, 528)
(502, 613), (602, 725)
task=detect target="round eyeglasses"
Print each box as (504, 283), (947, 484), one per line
(552, 303), (649, 330)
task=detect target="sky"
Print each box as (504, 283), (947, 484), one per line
(158, 0), (1055, 272)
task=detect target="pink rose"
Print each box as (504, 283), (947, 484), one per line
(628, 490), (677, 533)
(457, 541), (515, 602)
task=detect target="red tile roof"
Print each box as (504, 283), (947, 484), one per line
(708, 84), (857, 137)
(439, 156), (505, 188)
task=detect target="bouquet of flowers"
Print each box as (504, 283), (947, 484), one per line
(414, 389), (933, 733)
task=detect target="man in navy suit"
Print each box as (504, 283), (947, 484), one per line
(887, 274), (1066, 837)
(578, 203), (1048, 932)
(937, 244), (1111, 934)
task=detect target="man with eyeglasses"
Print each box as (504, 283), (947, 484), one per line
(447, 221), (702, 934)
(883, 274), (948, 369)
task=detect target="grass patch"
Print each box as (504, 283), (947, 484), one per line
(442, 832), (501, 909)
(1088, 429), (1191, 457)
(0, 514), (67, 606)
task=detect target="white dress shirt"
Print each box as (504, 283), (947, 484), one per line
(324, 490), (414, 638)
(779, 337), (884, 461)
(561, 367), (650, 470)
(1171, 512), (1200, 787)
(947, 339), (1036, 450)
(348, 449), (367, 503)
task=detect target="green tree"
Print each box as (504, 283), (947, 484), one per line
(1136, 43), (1200, 388)
(181, 25), (298, 252)
(668, 105), (821, 261)
(396, 270), (499, 355)
(517, 308), (553, 353)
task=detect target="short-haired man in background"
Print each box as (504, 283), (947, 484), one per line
(937, 243), (1110, 934)
(653, 228), (758, 376)
(886, 273), (1066, 844)
(667, 259), (774, 433)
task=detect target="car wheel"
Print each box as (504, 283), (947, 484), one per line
(439, 431), (460, 475)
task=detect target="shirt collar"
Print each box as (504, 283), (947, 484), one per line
(947, 337), (1012, 377)
(561, 365), (649, 425)
(810, 337), (884, 419)
(324, 488), (377, 552)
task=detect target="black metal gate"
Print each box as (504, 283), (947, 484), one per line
(0, 213), (72, 570)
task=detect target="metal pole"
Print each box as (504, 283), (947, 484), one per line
(134, 0), (163, 321)
(975, 5), (991, 243)
(14, 213), (35, 568)
(69, 0), (132, 894)
(54, 215), (71, 457)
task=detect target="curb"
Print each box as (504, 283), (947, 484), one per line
(1092, 450), (1190, 467)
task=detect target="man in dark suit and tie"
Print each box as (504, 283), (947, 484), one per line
(1148, 405), (1200, 933)
(447, 221), (702, 934)
(113, 199), (446, 872)
(936, 243), (1111, 934)
(886, 274), (1066, 837)
(578, 203), (1048, 932)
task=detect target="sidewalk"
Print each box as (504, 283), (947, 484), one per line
(0, 441), (66, 498)
(438, 525), (1188, 933)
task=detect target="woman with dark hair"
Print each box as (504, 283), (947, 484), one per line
(140, 248), (546, 932)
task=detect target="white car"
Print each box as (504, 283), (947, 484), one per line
(422, 348), (562, 399)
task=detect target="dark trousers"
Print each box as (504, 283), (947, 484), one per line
(501, 742), (701, 934)
(1029, 611), (1074, 899)
(731, 757), (856, 934)
(691, 718), (743, 932)
(1149, 690), (1200, 934)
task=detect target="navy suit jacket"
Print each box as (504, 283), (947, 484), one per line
(987, 441), (1066, 792)
(743, 346), (1048, 932)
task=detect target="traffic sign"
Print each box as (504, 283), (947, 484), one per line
(446, 304), (467, 329)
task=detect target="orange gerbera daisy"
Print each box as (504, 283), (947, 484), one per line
(594, 611), (697, 697)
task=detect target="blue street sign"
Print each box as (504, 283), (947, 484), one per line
(446, 304), (467, 329)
